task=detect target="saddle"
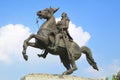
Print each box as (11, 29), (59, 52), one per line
(48, 33), (71, 49)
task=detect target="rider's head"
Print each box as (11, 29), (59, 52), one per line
(61, 12), (67, 18)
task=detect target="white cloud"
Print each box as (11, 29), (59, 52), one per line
(68, 22), (90, 46)
(0, 20), (90, 63)
(0, 24), (30, 63)
(0, 53), (11, 63)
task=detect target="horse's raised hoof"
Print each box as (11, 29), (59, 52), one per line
(23, 54), (28, 61)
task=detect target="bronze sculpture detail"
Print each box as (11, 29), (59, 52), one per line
(22, 7), (99, 75)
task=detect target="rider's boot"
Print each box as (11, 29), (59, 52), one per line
(37, 50), (48, 58)
(49, 35), (59, 51)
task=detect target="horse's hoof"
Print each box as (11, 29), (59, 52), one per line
(62, 72), (67, 75)
(23, 54), (28, 61)
(62, 71), (73, 75)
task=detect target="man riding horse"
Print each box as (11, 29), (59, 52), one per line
(23, 7), (99, 75)
(50, 12), (73, 60)
(38, 12), (73, 60)
(50, 12), (73, 50)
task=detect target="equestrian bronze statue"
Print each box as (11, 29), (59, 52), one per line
(22, 7), (99, 75)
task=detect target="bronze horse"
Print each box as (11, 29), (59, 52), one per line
(22, 7), (98, 75)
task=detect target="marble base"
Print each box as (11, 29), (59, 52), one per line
(20, 73), (94, 80)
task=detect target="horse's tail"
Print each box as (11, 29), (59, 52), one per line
(81, 46), (99, 71)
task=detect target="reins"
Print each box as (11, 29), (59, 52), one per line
(36, 17), (40, 29)
(36, 17), (45, 29)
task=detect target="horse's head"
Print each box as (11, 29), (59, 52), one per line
(37, 7), (59, 20)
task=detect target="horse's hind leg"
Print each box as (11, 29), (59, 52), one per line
(60, 59), (71, 75)
(65, 57), (77, 75)
(71, 57), (77, 71)
(60, 55), (77, 75)
(62, 63), (72, 75)
(66, 57), (77, 74)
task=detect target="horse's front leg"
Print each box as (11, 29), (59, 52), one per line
(22, 34), (36, 61)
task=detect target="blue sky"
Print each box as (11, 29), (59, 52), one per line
(0, 0), (120, 80)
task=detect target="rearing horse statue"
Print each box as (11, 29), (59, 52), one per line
(22, 7), (99, 75)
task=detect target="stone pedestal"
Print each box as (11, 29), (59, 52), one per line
(20, 73), (94, 80)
